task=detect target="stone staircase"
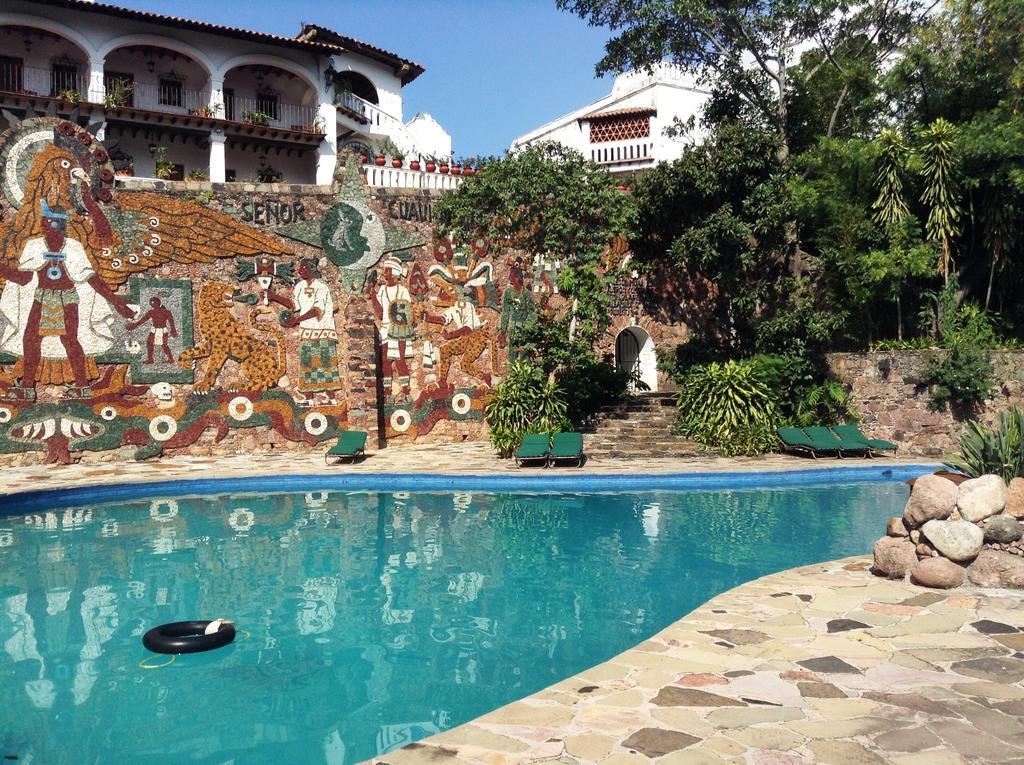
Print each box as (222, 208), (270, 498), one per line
(581, 392), (704, 459)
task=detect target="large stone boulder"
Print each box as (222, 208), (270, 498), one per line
(873, 537), (917, 579)
(1007, 478), (1024, 520)
(984, 515), (1024, 544)
(911, 557), (965, 589)
(887, 517), (910, 537)
(968, 549), (1024, 589)
(903, 474), (958, 528)
(957, 475), (1009, 523)
(921, 519), (984, 562)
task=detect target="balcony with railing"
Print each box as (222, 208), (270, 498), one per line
(590, 139), (655, 169)
(0, 61), (86, 102)
(224, 95), (321, 134)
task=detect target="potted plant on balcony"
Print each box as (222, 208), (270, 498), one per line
(438, 158), (450, 175)
(257, 164), (283, 183)
(409, 157), (421, 171)
(242, 110), (272, 126)
(56, 88), (81, 104)
(451, 157), (464, 176)
(424, 155), (437, 173)
(153, 147), (175, 180)
(192, 102), (222, 119)
(104, 79), (133, 109)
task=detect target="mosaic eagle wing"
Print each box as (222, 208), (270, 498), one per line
(94, 191), (292, 289)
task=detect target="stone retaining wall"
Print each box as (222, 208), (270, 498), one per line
(828, 351), (1024, 456)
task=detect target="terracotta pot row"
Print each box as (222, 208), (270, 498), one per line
(359, 153), (475, 174)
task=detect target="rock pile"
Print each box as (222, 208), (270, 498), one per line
(873, 474), (1024, 589)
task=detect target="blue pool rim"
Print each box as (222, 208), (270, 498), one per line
(0, 464), (942, 514)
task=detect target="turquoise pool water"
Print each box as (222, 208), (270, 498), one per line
(0, 482), (904, 763)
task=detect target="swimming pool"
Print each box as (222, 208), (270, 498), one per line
(0, 479), (908, 764)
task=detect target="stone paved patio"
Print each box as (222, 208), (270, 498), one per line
(369, 557), (1024, 765)
(0, 442), (928, 501)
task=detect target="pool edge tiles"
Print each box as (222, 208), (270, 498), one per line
(0, 463), (941, 513)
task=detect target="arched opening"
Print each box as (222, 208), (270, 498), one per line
(333, 70), (378, 105)
(103, 44), (211, 112)
(222, 63), (318, 129)
(615, 326), (658, 392)
(0, 25), (91, 100)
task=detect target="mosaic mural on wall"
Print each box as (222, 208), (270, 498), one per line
(0, 119), (567, 464)
(0, 117), (347, 463)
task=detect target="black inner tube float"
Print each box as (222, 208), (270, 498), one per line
(143, 620), (236, 655)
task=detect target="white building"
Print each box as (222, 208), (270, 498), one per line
(510, 64), (710, 175)
(0, 0), (452, 184)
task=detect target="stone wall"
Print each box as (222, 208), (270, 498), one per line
(828, 351), (1024, 456)
(0, 116), (571, 466)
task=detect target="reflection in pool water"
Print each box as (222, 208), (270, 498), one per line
(0, 483), (904, 763)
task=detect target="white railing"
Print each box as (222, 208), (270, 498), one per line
(591, 139), (655, 166)
(364, 164), (462, 191)
(339, 93), (447, 162)
(102, 78), (212, 115)
(0, 62), (85, 100)
(226, 95), (321, 133)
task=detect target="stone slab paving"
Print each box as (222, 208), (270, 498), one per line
(0, 442), (929, 502)
(367, 557), (1024, 765)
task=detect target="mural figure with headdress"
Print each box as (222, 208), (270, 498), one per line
(498, 257), (534, 364)
(371, 257), (416, 395)
(0, 199), (135, 399)
(265, 258), (343, 406)
(0, 116), (291, 403)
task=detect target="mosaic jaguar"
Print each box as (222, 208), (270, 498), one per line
(178, 280), (285, 392)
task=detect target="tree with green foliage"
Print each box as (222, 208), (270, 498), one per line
(432, 141), (637, 373)
(558, 0), (932, 274)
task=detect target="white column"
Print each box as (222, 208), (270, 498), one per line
(209, 129), (227, 183)
(209, 76), (224, 117)
(87, 58), (106, 103)
(315, 102), (338, 185)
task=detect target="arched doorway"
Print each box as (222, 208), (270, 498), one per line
(614, 326), (658, 392)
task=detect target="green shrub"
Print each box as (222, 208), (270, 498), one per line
(946, 407), (1024, 481)
(484, 360), (570, 457)
(674, 360), (779, 456)
(793, 379), (858, 427)
(556, 359), (632, 425)
(922, 345), (995, 413)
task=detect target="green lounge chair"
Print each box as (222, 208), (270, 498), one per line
(832, 424), (898, 457)
(514, 434), (550, 467)
(548, 432), (585, 468)
(803, 426), (855, 458)
(325, 430), (367, 464)
(777, 427), (818, 457)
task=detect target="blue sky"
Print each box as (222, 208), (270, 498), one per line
(114, 0), (616, 159)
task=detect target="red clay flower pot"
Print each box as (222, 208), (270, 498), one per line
(439, 164), (450, 175)
(425, 162), (436, 173)
(374, 155), (386, 166)
(392, 159), (403, 168)
(410, 160), (421, 171)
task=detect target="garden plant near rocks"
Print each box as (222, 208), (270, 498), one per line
(873, 472), (1024, 589)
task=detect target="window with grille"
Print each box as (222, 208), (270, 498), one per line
(50, 63), (79, 97)
(589, 115), (651, 143)
(0, 56), (24, 93)
(158, 78), (183, 107)
(255, 92), (279, 121)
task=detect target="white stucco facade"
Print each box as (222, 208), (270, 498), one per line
(511, 64), (710, 174)
(0, 0), (452, 184)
